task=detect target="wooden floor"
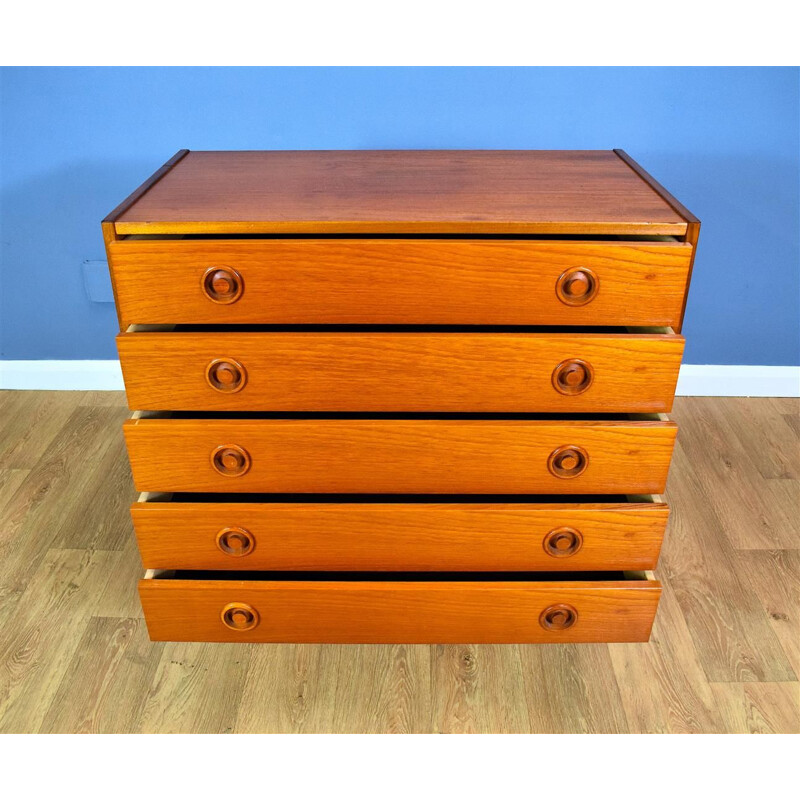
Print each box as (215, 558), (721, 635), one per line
(0, 391), (797, 733)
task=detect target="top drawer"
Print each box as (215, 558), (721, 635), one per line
(107, 238), (693, 327)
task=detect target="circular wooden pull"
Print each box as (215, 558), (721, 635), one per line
(552, 358), (593, 395)
(216, 526), (255, 557)
(206, 358), (247, 393)
(201, 267), (243, 304)
(548, 445), (588, 479)
(221, 602), (260, 631)
(211, 444), (251, 477)
(556, 267), (598, 306)
(543, 526), (583, 557)
(539, 603), (578, 631)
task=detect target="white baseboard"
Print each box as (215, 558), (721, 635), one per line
(675, 365), (799, 397)
(0, 360), (798, 397)
(0, 360), (124, 391)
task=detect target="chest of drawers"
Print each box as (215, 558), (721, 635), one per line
(103, 149), (698, 643)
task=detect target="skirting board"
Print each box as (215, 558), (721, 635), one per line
(0, 360), (798, 396)
(675, 365), (799, 397)
(0, 361), (124, 391)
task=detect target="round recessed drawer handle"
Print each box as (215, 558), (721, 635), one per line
(201, 266), (243, 304)
(216, 526), (255, 557)
(543, 526), (583, 557)
(547, 445), (588, 479)
(211, 444), (251, 477)
(206, 358), (247, 393)
(556, 267), (598, 306)
(221, 602), (260, 632)
(539, 603), (578, 631)
(552, 358), (593, 395)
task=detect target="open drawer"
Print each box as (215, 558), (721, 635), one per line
(107, 236), (693, 328)
(138, 569), (662, 643)
(117, 325), (684, 413)
(133, 492), (668, 571)
(124, 412), (677, 495)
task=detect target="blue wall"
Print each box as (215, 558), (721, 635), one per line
(1, 67), (798, 364)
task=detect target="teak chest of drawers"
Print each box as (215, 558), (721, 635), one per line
(103, 149), (698, 644)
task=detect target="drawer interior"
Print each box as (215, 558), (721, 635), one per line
(123, 233), (682, 242)
(132, 411), (669, 421)
(139, 491), (657, 504)
(143, 568), (656, 583)
(126, 324), (676, 335)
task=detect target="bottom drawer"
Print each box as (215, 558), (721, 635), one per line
(139, 570), (661, 644)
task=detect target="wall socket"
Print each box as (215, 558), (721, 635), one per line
(81, 260), (114, 303)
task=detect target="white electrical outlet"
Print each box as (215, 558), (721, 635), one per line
(81, 260), (114, 303)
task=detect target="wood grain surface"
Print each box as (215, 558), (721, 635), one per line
(138, 575), (661, 644)
(103, 149), (189, 225)
(123, 416), (677, 494)
(0, 393), (797, 732)
(613, 149), (700, 225)
(117, 330), (684, 413)
(108, 238), (693, 327)
(110, 150), (689, 235)
(132, 497), (668, 571)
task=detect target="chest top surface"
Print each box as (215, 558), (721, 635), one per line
(108, 149), (693, 236)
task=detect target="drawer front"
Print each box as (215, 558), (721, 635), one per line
(124, 418), (677, 494)
(108, 239), (693, 327)
(139, 574), (662, 643)
(133, 497), (668, 571)
(118, 331), (684, 413)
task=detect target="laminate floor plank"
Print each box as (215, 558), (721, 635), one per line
(0, 548), (120, 733)
(51, 428), (136, 551)
(771, 397), (800, 412)
(328, 644), (432, 734)
(234, 644), (340, 733)
(0, 392), (797, 733)
(82, 390), (130, 408)
(734, 550), (800, 678)
(431, 644), (531, 733)
(0, 392), (40, 456)
(38, 617), (155, 734)
(0, 404), (128, 611)
(521, 643), (629, 733)
(672, 397), (797, 550)
(0, 469), (29, 518)
(608, 583), (721, 733)
(661, 439), (796, 682)
(0, 391), (87, 470)
(136, 642), (252, 734)
(725, 398), (799, 480)
(782, 411), (800, 439)
(709, 682), (800, 733)
(94, 533), (145, 619)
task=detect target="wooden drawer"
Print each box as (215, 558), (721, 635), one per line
(133, 493), (668, 571)
(124, 414), (676, 494)
(117, 328), (684, 413)
(139, 569), (662, 643)
(108, 238), (693, 328)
